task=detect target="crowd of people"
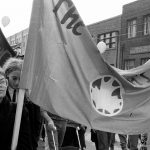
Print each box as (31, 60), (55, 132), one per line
(91, 131), (148, 150)
(0, 56), (149, 150)
(0, 57), (87, 150)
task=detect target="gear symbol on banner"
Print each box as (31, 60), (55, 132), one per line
(90, 75), (124, 116)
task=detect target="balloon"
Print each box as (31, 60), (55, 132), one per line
(1, 16), (10, 27)
(97, 41), (107, 53)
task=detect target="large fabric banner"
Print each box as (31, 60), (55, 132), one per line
(0, 29), (16, 66)
(20, 0), (150, 134)
(112, 61), (150, 87)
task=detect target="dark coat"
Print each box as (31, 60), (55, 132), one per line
(0, 96), (33, 150)
(6, 89), (42, 150)
(91, 129), (97, 142)
(62, 121), (86, 149)
(25, 99), (42, 149)
(6, 90), (42, 150)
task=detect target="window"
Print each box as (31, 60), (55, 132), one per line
(10, 40), (15, 45)
(22, 42), (25, 48)
(127, 19), (137, 38)
(144, 15), (150, 35)
(141, 58), (149, 65)
(124, 59), (135, 70)
(97, 32), (117, 49)
(16, 38), (18, 44)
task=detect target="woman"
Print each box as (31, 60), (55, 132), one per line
(0, 67), (33, 150)
(3, 57), (42, 150)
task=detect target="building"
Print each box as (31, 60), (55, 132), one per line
(7, 28), (28, 56)
(7, 17), (122, 67)
(88, 0), (150, 69)
(120, 0), (150, 69)
(87, 15), (121, 67)
(7, 0), (150, 69)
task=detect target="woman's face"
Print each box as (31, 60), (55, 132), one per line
(7, 70), (21, 89)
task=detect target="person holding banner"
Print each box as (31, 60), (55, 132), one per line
(41, 110), (67, 150)
(3, 57), (42, 150)
(0, 67), (33, 150)
(3, 58), (23, 103)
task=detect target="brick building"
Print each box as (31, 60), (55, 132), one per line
(7, 28), (28, 56)
(87, 15), (121, 67)
(88, 0), (150, 69)
(120, 0), (150, 69)
(6, 0), (150, 69)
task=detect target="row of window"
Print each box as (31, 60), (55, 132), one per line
(9, 34), (28, 46)
(124, 57), (149, 70)
(97, 31), (118, 49)
(95, 15), (150, 50)
(127, 14), (150, 38)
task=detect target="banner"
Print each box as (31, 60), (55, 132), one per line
(0, 29), (16, 66)
(20, 0), (150, 134)
(112, 60), (150, 87)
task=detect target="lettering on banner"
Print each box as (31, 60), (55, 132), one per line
(53, 0), (84, 35)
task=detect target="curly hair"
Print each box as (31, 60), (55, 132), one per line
(3, 58), (23, 77)
(0, 67), (5, 77)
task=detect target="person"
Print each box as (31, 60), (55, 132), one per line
(3, 58), (23, 103)
(128, 135), (139, 150)
(62, 120), (86, 150)
(110, 133), (115, 150)
(41, 110), (67, 150)
(78, 125), (87, 150)
(0, 67), (33, 150)
(118, 134), (127, 150)
(91, 129), (99, 149)
(91, 129), (115, 150)
(118, 134), (139, 150)
(140, 133), (148, 150)
(3, 57), (42, 150)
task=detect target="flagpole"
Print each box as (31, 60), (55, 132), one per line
(11, 89), (25, 150)
(52, 131), (57, 150)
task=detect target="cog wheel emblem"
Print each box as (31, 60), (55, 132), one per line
(90, 75), (124, 116)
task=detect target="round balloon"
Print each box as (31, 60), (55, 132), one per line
(97, 41), (107, 53)
(1, 16), (10, 27)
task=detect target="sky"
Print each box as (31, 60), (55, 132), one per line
(0, 0), (136, 37)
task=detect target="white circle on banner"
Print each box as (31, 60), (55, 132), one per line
(90, 75), (124, 116)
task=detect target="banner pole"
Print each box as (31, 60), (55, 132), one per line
(76, 126), (81, 149)
(11, 89), (25, 150)
(52, 131), (57, 150)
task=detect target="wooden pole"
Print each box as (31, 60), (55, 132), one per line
(11, 89), (25, 150)
(76, 126), (81, 149)
(52, 131), (57, 150)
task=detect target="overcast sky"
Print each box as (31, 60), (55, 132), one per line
(0, 0), (136, 37)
